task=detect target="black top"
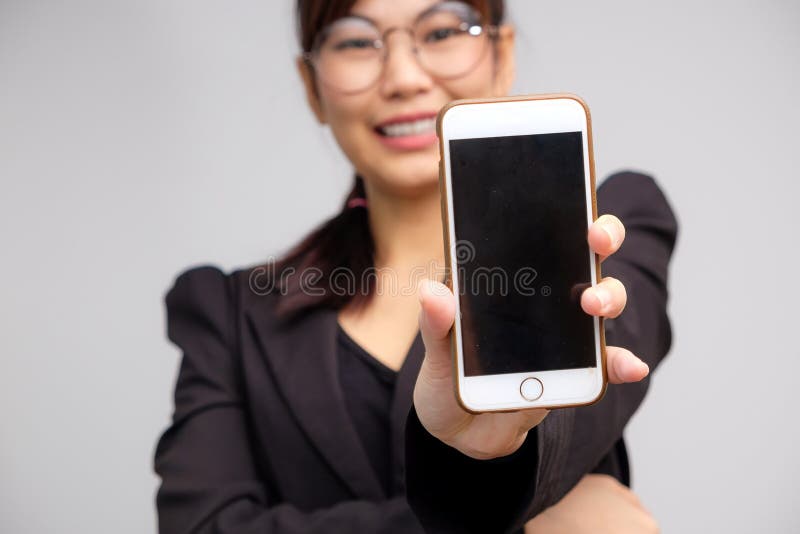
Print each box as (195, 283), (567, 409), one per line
(336, 326), (532, 534)
(337, 323), (398, 496)
(154, 172), (678, 534)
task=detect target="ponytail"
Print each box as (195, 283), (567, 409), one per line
(269, 175), (375, 319)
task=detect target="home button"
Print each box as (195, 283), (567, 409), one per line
(520, 377), (543, 401)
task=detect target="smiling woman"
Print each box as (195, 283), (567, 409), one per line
(153, 0), (677, 533)
(274, 0), (512, 321)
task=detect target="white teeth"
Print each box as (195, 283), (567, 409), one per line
(380, 117), (435, 137)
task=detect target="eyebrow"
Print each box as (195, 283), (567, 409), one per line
(340, 13), (379, 27)
(414, 1), (449, 26)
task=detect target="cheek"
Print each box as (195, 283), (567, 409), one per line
(439, 53), (499, 100)
(320, 94), (374, 154)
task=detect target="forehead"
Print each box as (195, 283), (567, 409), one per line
(349, 0), (441, 27)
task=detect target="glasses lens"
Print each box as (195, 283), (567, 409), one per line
(415, 2), (489, 79)
(313, 18), (383, 93)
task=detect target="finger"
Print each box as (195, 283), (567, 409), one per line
(417, 279), (456, 373)
(606, 346), (649, 384)
(588, 214), (626, 262)
(580, 277), (627, 318)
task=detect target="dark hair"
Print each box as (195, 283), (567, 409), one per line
(270, 0), (506, 319)
(296, 0), (505, 53)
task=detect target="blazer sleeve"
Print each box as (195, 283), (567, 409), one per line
(405, 172), (678, 534)
(554, 171), (679, 499)
(154, 266), (424, 534)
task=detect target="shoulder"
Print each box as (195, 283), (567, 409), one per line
(164, 263), (285, 333)
(166, 265), (239, 319)
(166, 265), (232, 305)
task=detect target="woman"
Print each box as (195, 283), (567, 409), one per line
(154, 0), (677, 532)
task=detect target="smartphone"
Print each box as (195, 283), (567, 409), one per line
(437, 94), (607, 412)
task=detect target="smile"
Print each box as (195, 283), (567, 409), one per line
(377, 117), (436, 137)
(374, 113), (439, 150)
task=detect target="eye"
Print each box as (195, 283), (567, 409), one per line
(424, 27), (463, 43)
(332, 38), (377, 51)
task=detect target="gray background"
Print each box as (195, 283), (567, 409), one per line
(1, 1), (798, 532)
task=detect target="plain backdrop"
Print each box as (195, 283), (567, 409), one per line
(1, 1), (798, 532)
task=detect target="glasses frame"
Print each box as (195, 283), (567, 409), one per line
(302, 4), (500, 95)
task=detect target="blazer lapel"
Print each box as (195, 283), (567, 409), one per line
(245, 302), (385, 500)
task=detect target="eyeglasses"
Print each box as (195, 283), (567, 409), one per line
(302, 1), (498, 95)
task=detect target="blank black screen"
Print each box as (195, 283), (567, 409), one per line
(449, 131), (596, 376)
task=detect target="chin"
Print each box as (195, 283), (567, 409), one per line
(376, 151), (440, 196)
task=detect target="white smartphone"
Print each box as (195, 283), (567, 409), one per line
(437, 94), (607, 412)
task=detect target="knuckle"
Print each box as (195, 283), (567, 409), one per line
(642, 514), (660, 533)
(611, 479), (630, 495)
(626, 489), (644, 507)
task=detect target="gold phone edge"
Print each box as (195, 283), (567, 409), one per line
(436, 93), (608, 414)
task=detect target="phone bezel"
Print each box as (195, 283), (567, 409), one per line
(437, 93), (608, 413)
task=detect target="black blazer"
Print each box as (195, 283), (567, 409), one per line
(154, 172), (678, 534)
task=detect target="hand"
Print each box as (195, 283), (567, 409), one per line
(413, 215), (649, 459)
(524, 474), (659, 534)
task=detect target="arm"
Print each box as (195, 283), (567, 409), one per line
(554, 172), (678, 500)
(154, 267), (423, 534)
(522, 172), (678, 514)
(406, 172), (677, 533)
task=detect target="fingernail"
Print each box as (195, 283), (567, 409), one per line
(594, 287), (609, 310)
(603, 224), (620, 249)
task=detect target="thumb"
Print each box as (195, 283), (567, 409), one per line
(417, 279), (456, 374)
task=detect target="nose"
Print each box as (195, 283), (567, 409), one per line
(379, 28), (434, 99)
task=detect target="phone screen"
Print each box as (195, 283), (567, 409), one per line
(448, 131), (597, 377)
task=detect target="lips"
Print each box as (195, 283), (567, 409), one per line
(374, 112), (438, 150)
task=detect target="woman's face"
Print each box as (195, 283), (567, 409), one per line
(299, 0), (515, 197)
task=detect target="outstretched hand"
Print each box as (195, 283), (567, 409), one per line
(413, 215), (649, 460)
